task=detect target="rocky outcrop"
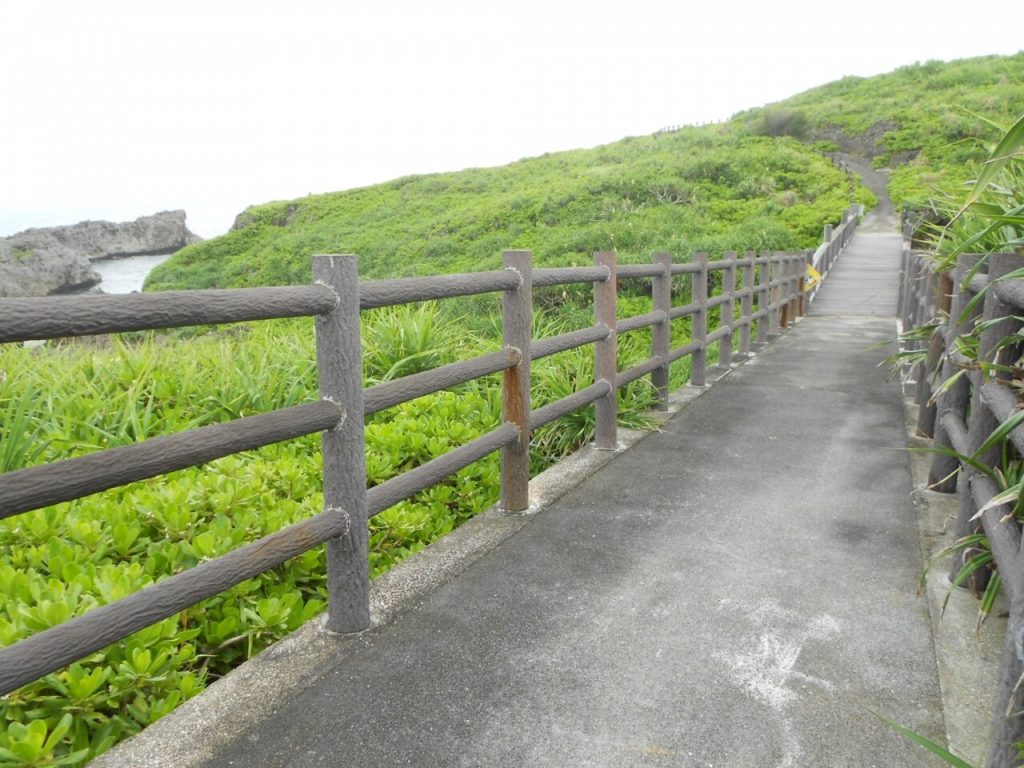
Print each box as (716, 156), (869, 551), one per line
(0, 210), (202, 297)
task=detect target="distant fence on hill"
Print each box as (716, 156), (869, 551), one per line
(0, 208), (859, 696)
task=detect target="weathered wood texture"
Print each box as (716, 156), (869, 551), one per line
(718, 252), (736, 367)
(0, 507), (350, 696)
(668, 339), (704, 364)
(359, 270), (521, 309)
(364, 348), (520, 416)
(670, 262), (702, 275)
(651, 252), (672, 409)
(593, 251), (618, 449)
(368, 425), (520, 517)
(739, 253), (755, 354)
(617, 356), (667, 388)
(532, 266), (610, 286)
(899, 248), (1024, 767)
(501, 250), (532, 512)
(0, 400), (343, 520)
(315, 254), (371, 634)
(668, 301), (701, 320)
(690, 252), (709, 386)
(529, 381), (612, 431)
(756, 256), (771, 344)
(0, 286), (339, 342)
(530, 324), (610, 360)
(617, 263), (669, 279)
(617, 309), (668, 335)
(928, 253), (986, 490)
(0, 222), (870, 696)
(914, 327), (944, 437)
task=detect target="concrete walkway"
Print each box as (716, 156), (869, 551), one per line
(100, 232), (946, 767)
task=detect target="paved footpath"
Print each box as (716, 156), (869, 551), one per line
(114, 232), (947, 767)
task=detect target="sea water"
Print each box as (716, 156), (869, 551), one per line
(92, 253), (173, 293)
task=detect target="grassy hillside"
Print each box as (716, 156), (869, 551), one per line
(149, 130), (867, 290)
(150, 53), (1022, 292)
(738, 52), (1024, 210)
(5, 54), (1022, 765)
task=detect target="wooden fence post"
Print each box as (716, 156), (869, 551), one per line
(823, 225), (834, 274)
(739, 251), (754, 355)
(915, 327), (944, 438)
(719, 252), (736, 368)
(776, 255), (790, 330)
(756, 253), (770, 346)
(501, 250), (532, 512)
(898, 246), (912, 328)
(949, 254), (1024, 580)
(928, 253), (986, 491)
(314, 254), (370, 634)
(651, 252), (672, 410)
(796, 256), (805, 318)
(798, 251), (810, 317)
(594, 251), (618, 449)
(903, 252), (921, 332)
(691, 252), (708, 386)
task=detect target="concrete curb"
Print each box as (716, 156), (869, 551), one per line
(89, 357), (742, 766)
(904, 396), (1004, 766)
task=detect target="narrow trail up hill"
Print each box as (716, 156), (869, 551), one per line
(835, 153), (899, 233)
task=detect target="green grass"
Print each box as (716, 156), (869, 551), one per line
(7, 51), (1024, 765)
(0, 292), (713, 764)
(737, 52), (1024, 211)
(147, 130), (867, 290)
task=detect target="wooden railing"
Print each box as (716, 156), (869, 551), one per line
(0, 216), (857, 698)
(899, 243), (1024, 767)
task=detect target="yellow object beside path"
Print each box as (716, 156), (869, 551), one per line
(805, 264), (822, 290)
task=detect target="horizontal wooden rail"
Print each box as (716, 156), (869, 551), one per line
(706, 325), (732, 344)
(970, 475), (1024, 597)
(0, 400), (344, 520)
(529, 381), (612, 431)
(981, 382), (1024, 456)
(671, 263), (702, 275)
(667, 339), (703, 364)
(968, 273), (991, 295)
(364, 348), (520, 416)
(706, 293), (733, 309)
(0, 286), (339, 343)
(617, 356), (666, 388)
(617, 310), (667, 334)
(617, 263), (668, 279)
(366, 425), (519, 517)
(531, 325), (611, 360)
(359, 270), (522, 309)
(668, 301), (701, 320)
(0, 506), (350, 697)
(994, 279), (1024, 310)
(0, 216), (865, 699)
(939, 411), (970, 458)
(902, 250), (1024, 763)
(532, 266), (610, 286)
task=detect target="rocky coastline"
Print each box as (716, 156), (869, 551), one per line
(0, 210), (201, 297)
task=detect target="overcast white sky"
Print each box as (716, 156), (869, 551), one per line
(2, 0), (1021, 239)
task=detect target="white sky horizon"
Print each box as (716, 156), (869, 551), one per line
(2, 1), (1021, 240)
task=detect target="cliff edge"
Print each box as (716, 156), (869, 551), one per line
(0, 210), (202, 297)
